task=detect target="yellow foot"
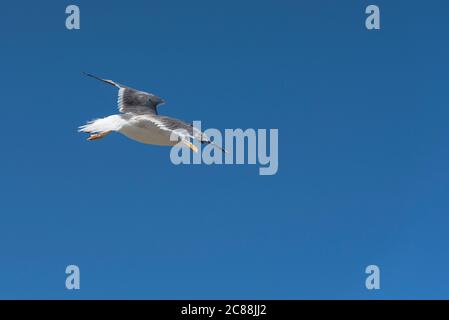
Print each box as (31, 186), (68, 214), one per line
(87, 131), (111, 141)
(181, 140), (199, 153)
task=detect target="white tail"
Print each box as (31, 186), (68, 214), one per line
(78, 115), (126, 134)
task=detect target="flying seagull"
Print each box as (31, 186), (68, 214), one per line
(79, 73), (225, 153)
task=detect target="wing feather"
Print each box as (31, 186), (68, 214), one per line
(84, 73), (165, 115)
(139, 115), (207, 142)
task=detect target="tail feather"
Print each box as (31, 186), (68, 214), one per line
(78, 115), (126, 134)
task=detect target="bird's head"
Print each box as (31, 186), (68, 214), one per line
(150, 95), (166, 106)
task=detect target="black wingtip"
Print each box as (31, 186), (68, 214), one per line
(83, 72), (100, 80)
(210, 142), (228, 154)
(82, 72), (117, 87)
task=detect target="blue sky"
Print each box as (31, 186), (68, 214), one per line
(0, 0), (448, 299)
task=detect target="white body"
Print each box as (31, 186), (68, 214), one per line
(79, 114), (177, 146)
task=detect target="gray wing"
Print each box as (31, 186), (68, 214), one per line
(144, 115), (227, 153)
(84, 73), (165, 115)
(146, 115), (206, 142)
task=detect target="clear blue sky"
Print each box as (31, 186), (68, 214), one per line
(0, 0), (448, 299)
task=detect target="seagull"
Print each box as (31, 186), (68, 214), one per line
(79, 73), (225, 153)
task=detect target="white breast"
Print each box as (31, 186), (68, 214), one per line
(118, 119), (175, 146)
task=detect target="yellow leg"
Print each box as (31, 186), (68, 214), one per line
(87, 131), (112, 141)
(181, 140), (199, 153)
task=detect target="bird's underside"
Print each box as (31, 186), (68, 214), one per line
(79, 73), (224, 153)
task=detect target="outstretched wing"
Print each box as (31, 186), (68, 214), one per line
(84, 73), (165, 115)
(143, 115), (205, 141)
(142, 115), (227, 153)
